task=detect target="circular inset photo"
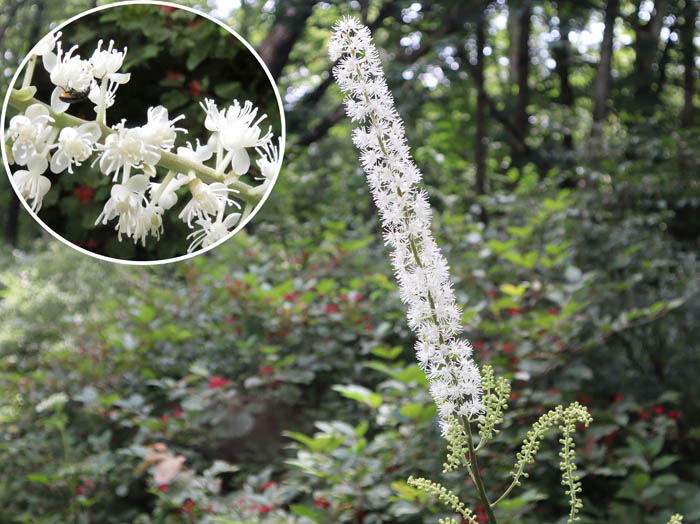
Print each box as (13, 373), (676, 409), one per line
(1, 1), (284, 264)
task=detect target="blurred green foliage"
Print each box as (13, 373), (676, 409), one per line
(1, 0), (699, 523)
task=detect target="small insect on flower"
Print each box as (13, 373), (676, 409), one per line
(58, 87), (91, 104)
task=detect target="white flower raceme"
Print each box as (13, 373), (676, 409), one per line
(35, 392), (69, 413)
(7, 104), (54, 165)
(187, 211), (241, 253)
(139, 105), (186, 152)
(50, 122), (101, 174)
(42, 41), (94, 114)
(178, 178), (238, 227)
(95, 120), (160, 181)
(329, 17), (482, 429)
(254, 137), (283, 181)
(201, 98), (272, 175)
(13, 155), (51, 212)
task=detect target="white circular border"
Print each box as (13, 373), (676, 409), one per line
(1, 0), (286, 266)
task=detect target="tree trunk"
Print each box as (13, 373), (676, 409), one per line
(509, 3), (531, 169)
(474, 11), (487, 197)
(592, 0), (618, 132)
(553, 14), (575, 149)
(255, 0), (315, 80)
(633, 0), (668, 100)
(0, 0), (24, 47)
(681, 0), (696, 127)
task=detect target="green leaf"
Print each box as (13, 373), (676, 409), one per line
(652, 455), (679, 471)
(26, 473), (51, 484)
(186, 41), (212, 70)
(631, 472), (650, 489)
(500, 283), (526, 297)
(316, 279), (336, 294)
(137, 305), (155, 323)
(370, 345), (403, 359)
(399, 402), (437, 422)
(290, 505), (323, 520)
(12, 86), (37, 101)
(332, 385), (382, 409)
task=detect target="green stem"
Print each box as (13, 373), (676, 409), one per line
(7, 88), (263, 206)
(58, 417), (77, 522)
(492, 450), (527, 506)
(21, 56), (37, 89)
(562, 426), (578, 523)
(241, 201), (254, 222)
(149, 169), (176, 207)
(95, 76), (109, 125)
(466, 422), (498, 524)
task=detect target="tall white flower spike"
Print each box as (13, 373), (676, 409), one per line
(329, 17), (482, 430)
(13, 155), (51, 212)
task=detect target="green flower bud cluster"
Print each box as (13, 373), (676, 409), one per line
(407, 476), (478, 524)
(477, 365), (511, 446)
(510, 402), (592, 523)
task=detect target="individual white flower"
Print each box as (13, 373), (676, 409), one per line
(95, 174), (149, 227)
(254, 136), (282, 181)
(33, 30), (62, 57)
(35, 392), (69, 413)
(148, 173), (190, 210)
(330, 17), (483, 420)
(7, 104), (54, 165)
(187, 211), (241, 253)
(177, 139), (212, 164)
(89, 39), (128, 80)
(95, 120), (160, 181)
(139, 106), (186, 152)
(129, 203), (164, 246)
(13, 155), (51, 212)
(178, 178), (238, 227)
(42, 41), (94, 113)
(201, 98), (272, 175)
(49, 122), (101, 174)
(87, 75), (126, 111)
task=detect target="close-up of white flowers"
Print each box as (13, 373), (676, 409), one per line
(4, 31), (282, 256)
